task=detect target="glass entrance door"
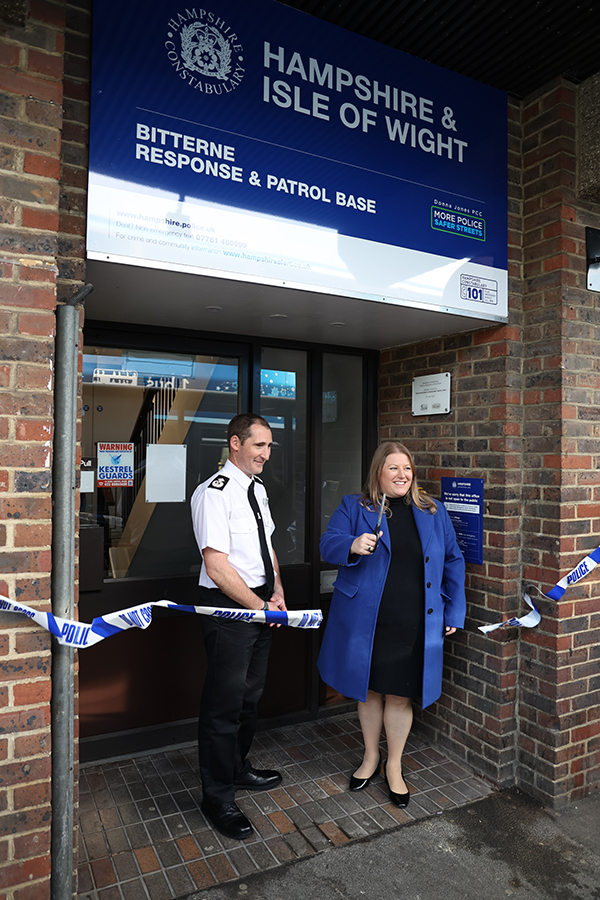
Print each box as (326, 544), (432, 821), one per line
(79, 344), (242, 747)
(260, 347), (308, 566)
(78, 326), (377, 759)
(81, 347), (240, 583)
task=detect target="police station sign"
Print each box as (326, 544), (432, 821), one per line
(87, 0), (508, 320)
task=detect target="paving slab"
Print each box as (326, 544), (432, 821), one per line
(183, 788), (600, 900)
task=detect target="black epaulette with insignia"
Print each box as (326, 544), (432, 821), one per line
(209, 475), (229, 491)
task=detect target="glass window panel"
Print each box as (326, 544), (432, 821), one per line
(319, 352), (364, 707)
(321, 354), (363, 537)
(81, 347), (239, 580)
(259, 348), (307, 565)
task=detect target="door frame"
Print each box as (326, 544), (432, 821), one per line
(80, 318), (379, 759)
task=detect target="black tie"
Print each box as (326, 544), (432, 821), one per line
(248, 480), (275, 594)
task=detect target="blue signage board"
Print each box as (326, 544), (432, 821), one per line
(87, 0), (508, 320)
(441, 476), (483, 565)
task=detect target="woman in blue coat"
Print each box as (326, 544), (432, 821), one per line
(318, 441), (466, 807)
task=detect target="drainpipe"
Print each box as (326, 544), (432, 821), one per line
(51, 284), (93, 900)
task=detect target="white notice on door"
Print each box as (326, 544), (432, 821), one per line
(146, 444), (187, 503)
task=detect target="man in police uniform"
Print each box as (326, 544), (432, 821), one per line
(191, 413), (286, 840)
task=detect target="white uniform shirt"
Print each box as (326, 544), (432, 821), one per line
(191, 458), (276, 589)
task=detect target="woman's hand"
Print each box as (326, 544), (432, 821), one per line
(350, 532), (383, 556)
(445, 626), (457, 636)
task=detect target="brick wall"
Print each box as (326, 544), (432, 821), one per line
(517, 78), (600, 804)
(380, 80), (600, 807)
(57, 0), (90, 303)
(0, 0), (90, 888)
(0, 0), (66, 895)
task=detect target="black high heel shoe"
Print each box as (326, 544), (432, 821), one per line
(384, 761), (410, 808)
(349, 752), (382, 791)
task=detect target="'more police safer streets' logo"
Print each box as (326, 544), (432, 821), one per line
(165, 8), (245, 95)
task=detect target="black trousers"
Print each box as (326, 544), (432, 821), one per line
(198, 585), (272, 804)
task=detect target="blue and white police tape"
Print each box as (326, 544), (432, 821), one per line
(0, 594), (323, 648)
(479, 545), (600, 633)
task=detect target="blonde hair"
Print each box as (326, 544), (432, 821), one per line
(359, 441), (437, 514)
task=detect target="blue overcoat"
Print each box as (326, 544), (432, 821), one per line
(317, 494), (466, 708)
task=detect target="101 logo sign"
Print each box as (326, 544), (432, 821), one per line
(165, 8), (245, 94)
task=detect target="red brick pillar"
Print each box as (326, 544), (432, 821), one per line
(0, 0), (66, 895)
(519, 77), (600, 805)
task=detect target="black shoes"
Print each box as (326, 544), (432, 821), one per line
(233, 766), (282, 791)
(384, 761), (410, 808)
(201, 767), (281, 839)
(200, 799), (253, 840)
(349, 752), (382, 791)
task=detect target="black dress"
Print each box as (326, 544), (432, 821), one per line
(368, 498), (425, 698)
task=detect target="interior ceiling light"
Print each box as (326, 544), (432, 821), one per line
(269, 313), (288, 319)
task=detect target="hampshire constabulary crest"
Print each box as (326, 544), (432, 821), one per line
(181, 23), (231, 80)
(165, 9), (245, 96)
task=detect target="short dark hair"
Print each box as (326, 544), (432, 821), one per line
(227, 413), (271, 447)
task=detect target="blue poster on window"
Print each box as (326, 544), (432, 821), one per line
(87, 0), (507, 320)
(441, 477), (483, 565)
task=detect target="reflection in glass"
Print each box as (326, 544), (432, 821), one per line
(319, 352), (364, 707)
(321, 354), (363, 537)
(81, 347), (239, 580)
(260, 348), (307, 565)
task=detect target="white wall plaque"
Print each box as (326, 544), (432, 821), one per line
(412, 372), (451, 416)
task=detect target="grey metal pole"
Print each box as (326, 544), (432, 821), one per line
(51, 285), (92, 900)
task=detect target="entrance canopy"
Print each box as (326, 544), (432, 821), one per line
(85, 258), (503, 350)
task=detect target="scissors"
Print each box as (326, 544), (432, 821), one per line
(371, 493), (386, 551)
